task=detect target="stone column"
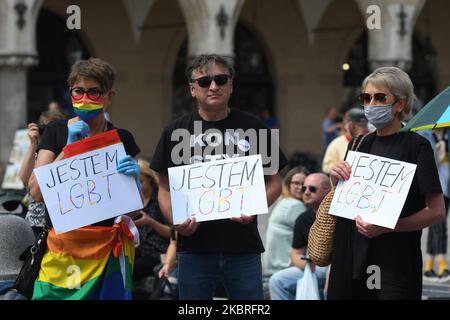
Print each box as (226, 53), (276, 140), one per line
(177, 0), (246, 58)
(0, 0), (41, 181)
(121, 0), (157, 44)
(356, 0), (426, 71)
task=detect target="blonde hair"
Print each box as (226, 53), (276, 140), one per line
(138, 158), (159, 190)
(362, 67), (415, 121)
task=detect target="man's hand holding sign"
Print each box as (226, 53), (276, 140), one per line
(168, 155), (268, 230)
(329, 151), (417, 237)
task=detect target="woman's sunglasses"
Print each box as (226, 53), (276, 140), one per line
(359, 93), (391, 105)
(191, 74), (230, 88)
(70, 87), (104, 101)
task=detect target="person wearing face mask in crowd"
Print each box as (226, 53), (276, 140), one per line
(27, 58), (142, 300)
(322, 108), (368, 174)
(328, 67), (445, 300)
(264, 166), (310, 276)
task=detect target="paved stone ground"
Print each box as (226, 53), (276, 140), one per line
(421, 227), (450, 299)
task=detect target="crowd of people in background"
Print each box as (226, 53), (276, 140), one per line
(0, 55), (448, 301)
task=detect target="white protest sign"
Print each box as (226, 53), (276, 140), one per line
(168, 154), (268, 224)
(2, 129), (29, 190)
(34, 143), (143, 234)
(2, 164), (23, 190)
(329, 151), (417, 229)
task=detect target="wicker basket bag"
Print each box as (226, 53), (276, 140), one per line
(307, 189), (336, 266)
(307, 134), (367, 267)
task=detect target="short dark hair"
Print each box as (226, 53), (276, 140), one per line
(67, 58), (115, 92)
(185, 54), (235, 82)
(38, 110), (66, 124)
(345, 107), (367, 123)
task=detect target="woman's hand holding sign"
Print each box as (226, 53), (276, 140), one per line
(355, 215), (391, 238)
(67, 120), (90, 145)
(117, 156), (141, 190)
(330, 160), (351, 187)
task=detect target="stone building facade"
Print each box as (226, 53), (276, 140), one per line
(1, 0), (449, 179)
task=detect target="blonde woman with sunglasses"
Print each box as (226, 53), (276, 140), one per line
(328, 67), (445, 300)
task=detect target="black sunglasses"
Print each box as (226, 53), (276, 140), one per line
(359, 92), (392, 106)
(191, 74), (230, 88)
(301, 185), (317, 193)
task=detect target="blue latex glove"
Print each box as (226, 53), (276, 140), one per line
(117, 156), (141, 191)
(67, 121), (90, 145)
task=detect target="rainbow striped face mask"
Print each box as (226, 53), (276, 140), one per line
(72, 97), (104, 121)
(70, 87), (106, 121)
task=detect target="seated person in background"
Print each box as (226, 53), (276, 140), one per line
(269, 173), (331, 300)
(264, 166), (310, 275)
(133, 159), (171, 280)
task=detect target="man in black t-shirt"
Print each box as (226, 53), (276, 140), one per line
(269, 173), (330, 300)
(151, 54), (287, 300)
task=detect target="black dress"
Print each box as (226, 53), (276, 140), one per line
(328, 131), (442, 300)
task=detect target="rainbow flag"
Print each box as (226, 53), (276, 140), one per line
(32, 218), (137, 300)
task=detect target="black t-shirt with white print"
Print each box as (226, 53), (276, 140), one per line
(151, 108), (288, 253)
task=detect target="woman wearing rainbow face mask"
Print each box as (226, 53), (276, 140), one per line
(28, 58), (142, 300)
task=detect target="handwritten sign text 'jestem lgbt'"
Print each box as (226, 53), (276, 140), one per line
(34, 143), (143, 233)
(329, 151), (417, 229)
(168, 155), (268, 224)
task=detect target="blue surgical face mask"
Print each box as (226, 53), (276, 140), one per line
(364, 105), (394, 130)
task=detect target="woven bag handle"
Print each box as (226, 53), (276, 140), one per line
(350, 134), (367, 152)
(345, 134), (368, 162)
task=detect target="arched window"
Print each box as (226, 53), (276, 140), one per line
(27, 9), (90, 122)
(342, 31), (436, 111)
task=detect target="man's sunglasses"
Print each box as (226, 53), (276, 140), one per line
(191, 74), (230, 88)
(301, 185), (317, 193)
(359, 93), (392, 106)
